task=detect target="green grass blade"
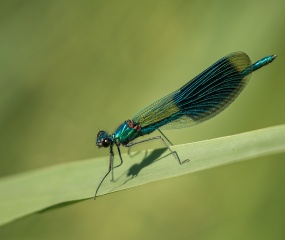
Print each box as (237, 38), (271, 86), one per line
(1, 124), (285, 226)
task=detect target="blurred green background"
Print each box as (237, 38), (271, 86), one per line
(0, 0), (285, 239)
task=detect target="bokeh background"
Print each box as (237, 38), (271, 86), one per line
(0, 0), (285, 239)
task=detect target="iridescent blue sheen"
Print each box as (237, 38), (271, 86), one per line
(95, 52), (276, 198)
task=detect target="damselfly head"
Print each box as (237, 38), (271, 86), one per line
(96, 131), (112, 148)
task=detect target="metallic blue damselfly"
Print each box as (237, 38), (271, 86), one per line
(95, 51), (276, 198)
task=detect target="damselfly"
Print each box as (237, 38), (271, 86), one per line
(95, 51), (276, 198)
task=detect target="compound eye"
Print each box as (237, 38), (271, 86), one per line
(102, 138), (111, 148)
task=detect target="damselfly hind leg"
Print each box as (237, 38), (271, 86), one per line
(125, 135), (190, 165)
(158, 129), (190, 164)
